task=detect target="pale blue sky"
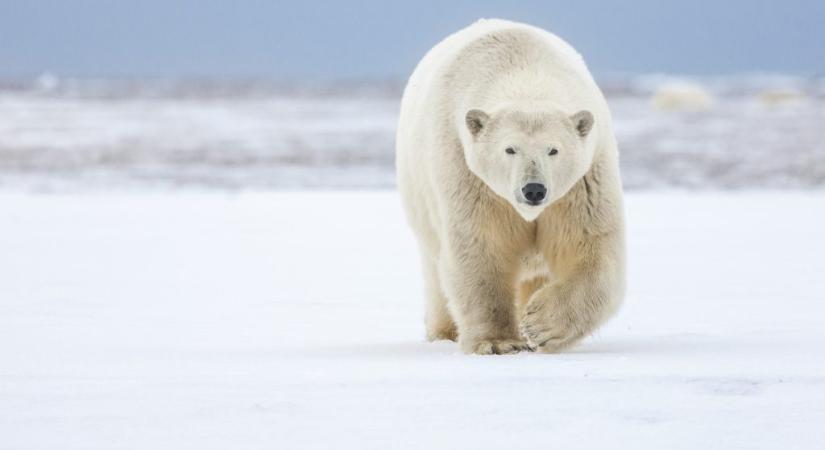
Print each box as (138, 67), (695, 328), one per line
(1, 0), (823, 79)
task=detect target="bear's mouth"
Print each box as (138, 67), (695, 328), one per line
(516, 194), (547, 207)
(514, 193), (546, 207)
(516, 195), (547, 209)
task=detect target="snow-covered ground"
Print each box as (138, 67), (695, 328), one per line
(1, 191), (824, 449)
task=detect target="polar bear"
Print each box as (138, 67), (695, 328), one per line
(396, 19), (626, 354)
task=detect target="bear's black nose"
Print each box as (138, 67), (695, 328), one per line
(522, 183), (547, 205)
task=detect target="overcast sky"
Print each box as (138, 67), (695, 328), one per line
(2, 0), (824, 80)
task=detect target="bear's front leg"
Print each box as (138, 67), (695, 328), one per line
(439, 244), (531, 355)
(519, 250), (623, 353)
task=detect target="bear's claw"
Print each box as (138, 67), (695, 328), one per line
(519, 313), (580, 353)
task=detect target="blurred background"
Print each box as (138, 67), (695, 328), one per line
(1, 0), (824, 191)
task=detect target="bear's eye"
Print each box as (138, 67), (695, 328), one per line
(505, 147), (516, 155)
(548, 148), (559, 156)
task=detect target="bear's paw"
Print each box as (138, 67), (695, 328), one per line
(519, 305), (582, 353)
(460, 337), (532, 355)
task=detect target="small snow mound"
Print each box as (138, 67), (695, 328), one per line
(35, 72), (60, 92)
(757, 88), (806, 106)
(651, 81), (714, 111)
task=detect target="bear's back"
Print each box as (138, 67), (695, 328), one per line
(399, 19), (603, 148)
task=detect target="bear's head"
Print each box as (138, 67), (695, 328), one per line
(463, 104), (595, 221)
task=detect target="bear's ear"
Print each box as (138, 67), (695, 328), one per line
(571, 110), (594, 137)
(465, 109), (489, 137)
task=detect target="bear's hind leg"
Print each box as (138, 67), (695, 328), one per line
(423, 261), (457, 341)
(516, 276), (548, 316)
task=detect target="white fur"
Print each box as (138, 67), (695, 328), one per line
(396, 19), (626, 354)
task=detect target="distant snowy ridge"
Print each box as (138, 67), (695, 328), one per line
(1, 75), (823, 190)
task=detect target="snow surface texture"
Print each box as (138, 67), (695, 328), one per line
(1, 76), (824, 190)
(2, 191), (824, 449)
